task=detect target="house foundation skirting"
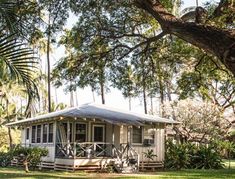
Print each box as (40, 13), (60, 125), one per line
(39, 158), (115, 171)
(38, 158), (164, 172)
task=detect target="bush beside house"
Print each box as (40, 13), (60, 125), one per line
(165, 140), (226, 170)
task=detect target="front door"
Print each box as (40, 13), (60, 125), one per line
(92, 125), (105, 142)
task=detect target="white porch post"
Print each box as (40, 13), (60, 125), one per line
(53, 121), (57, 161)
(67, 121), (70, 143)
(112, 124), (115, 157)
(112, 124), (115, 144)
(67, 121), (70, 155)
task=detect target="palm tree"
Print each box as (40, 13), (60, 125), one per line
(0, 1), (39, 111)
(0, 34), (38, 110)
(0, 63), (29, 148)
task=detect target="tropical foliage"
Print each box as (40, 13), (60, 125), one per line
(165, 140), (225, 170)
(13, 146), (48, 172)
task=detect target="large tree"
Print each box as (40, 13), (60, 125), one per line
(134, 0), (235, 75)
(39, 0), (70, 112)
(69, 0), (234, 75)
(164, 99), (231, 143)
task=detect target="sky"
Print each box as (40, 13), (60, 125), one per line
(42, 0), (220, 115)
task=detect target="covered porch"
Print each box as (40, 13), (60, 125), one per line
(7, 103), (178, 172)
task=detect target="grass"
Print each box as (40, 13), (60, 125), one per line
(0, 160), (235, 179)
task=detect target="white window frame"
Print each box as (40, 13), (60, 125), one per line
(132, 126), (143, 145)
(92, 124), (105, 142)
(42, 124), (48, 144)
(48, 123), (54, 144)
(36, 124), (42, 143)
(26, 127), (30, 141)
(31, 125), (37, 143)
(75, 122), (87, 142)
(42, 123), (54, 144)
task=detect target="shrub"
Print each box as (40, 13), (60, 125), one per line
(165, 140), (224, 170)
(0, 151), (13, 167)
(165, 140), (191, 169)
(190, 144), (224, 169)
(143, 149), (157, 162)
(13, 146), (48, 172)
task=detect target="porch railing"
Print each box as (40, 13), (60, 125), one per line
(55, 142), (114, 158)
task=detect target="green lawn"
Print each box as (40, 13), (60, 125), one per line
(0, 161), (235, 179)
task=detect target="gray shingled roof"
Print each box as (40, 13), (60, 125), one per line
(6, 103), (179, 126)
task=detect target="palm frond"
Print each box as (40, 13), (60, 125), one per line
(0, 0), (40, 38)
(0, 33), (39, 111)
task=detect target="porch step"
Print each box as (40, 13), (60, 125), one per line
(54, 163), (74, 171)
(113, 162), (138, 173)
(121, 166), (137, 173)
(39, 162), (55, 169)
(140, 161), (164, 171)
(75, 165), (101, 171)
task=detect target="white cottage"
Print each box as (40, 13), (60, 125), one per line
(7, 103), (178, 172)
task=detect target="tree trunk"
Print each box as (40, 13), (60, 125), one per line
(6, 100), (13, 149)
(150, 96), (153, 114)
(135, 0), (235, 75)
(157, 63), (165, 117)
(47, 22), (51, 112)
(91, 88), (96, 102)
(7, 127), (13, 149)
(75, 88), (78, 106)
(166, 81), (172, 102)
(54, 88), (58, 105)
(129, 96), (132, 111)
(99, 67), (106, 104)
(23, 160), (29, 173)
(100, 81), (105, 104)
(70, 90), (74, 107)
(143, 84), (147, 114)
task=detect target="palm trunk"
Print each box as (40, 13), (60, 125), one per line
(158, 71), (165, 117)
(70, 90), (74, 107)
(128, 96), (132, 111)
(6, 100), (13, 148)
(7, 127), (13, 149)
(100, 81), (105, 104)
(99, 67), (105, 104)
(92, 88), (96, 102)
(54, 88), (58, 105)
(166, 81), (172, 101)
(150, 96), (153, 114)
(47, 16), (51, 112)
(75, 88), (78, 106)
(143, 84), (147, 114)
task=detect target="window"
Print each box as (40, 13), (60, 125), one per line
(31, 126), (36, 143)
(48, 123), (53, 143)
(132, 126), (142, 143)
(143, 127), (155, 146)
(26, 128), (29, 140)
(43, 124), (48, 143)
(93, 125), (104, 142)
(62, 122), (72, 142)
(36, 125), (41, 143)
(75, 123), (86, 142)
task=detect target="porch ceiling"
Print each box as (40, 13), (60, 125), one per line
(6, 103), (179, 127)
